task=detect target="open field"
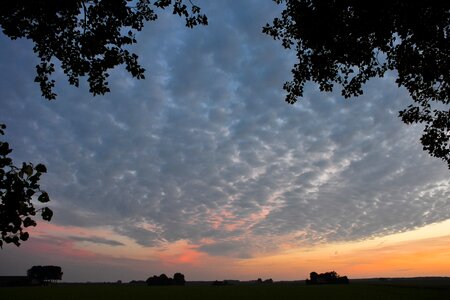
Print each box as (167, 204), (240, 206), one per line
(1, 280), (449, 300)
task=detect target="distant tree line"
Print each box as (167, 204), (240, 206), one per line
(211, 279), (241, 286)
(129, 280), (146, 285)
(212, 278), (274, 286)
(306, 271), (349, 285)
(146, 273), (185, 286)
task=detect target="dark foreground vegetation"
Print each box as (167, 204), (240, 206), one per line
(1, 278), (449, 300)
(306, 271), (349, 285)
(146, 273), (185, 286)
(0, 265), (62, 287)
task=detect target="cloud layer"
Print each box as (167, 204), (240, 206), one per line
(0, 0), (449, 263)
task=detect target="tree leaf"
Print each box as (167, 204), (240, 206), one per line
(20, 232), (29, 241)
(22, 164), (33, 176)
(41, 207), (53, 221)
(35, 163), (47, 173)
(38, 192), (50, 203)
(23, 217), (37, 227)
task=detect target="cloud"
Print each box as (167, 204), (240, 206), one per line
(0, 0), (448, 264)
(198, 240), (254, 259)
(68, 236), (125, 247)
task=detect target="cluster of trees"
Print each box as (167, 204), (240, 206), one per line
(0, 1), (449, 247)
(146, 273), (185, 286)
(306, 271), (349, 285)
(256, 278), (274, 284)
(27, 265), (63, 285)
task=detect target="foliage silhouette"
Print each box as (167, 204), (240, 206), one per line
(1, 2), (448, 253)
(2, 1), (449, 168)
(0, 0), (206, 248)
(306, 271), (349, 285)
(27, 265), (63, 284)
(0, 124), (52, 248)
(0, 0), (207, 100)
(173, 272), (186, 285)
(264, 1), (450, 168)
(146, 273), (185, 286)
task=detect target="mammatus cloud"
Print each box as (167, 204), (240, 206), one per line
(0, 0), (448, 264)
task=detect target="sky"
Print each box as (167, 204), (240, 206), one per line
(0, 0), (449, 282)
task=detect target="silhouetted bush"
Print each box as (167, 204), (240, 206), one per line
(146, 273), (185, 286)
(306, 271), (349, 285)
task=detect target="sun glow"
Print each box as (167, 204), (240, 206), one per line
(237, 219), (450, 279)
(22, 219), (450, 281)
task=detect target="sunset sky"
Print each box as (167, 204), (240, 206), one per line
(0, 1), (449, 282)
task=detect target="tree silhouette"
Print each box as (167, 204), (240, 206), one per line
(264, 1), (450, 168)
(309, 271), (318, 284)
(1, 2), (448, 251)
(306, 271), (349, 284)
(146, 273), (185, 286)
(0, 0), (207, 100)
(173, 272), (186, 285)
(2, 1), (448, 168)
(27, 265), (63, 284)
(0, 125), (52, 248)
(0, 0), (206, 248)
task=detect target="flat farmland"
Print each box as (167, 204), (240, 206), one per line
(2, 281), (450, 300)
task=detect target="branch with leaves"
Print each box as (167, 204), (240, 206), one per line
(0, 124), (52, 248)
(264, 0), (450, 168)
(0, 0), (208, 100)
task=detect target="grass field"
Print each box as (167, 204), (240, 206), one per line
(2, 281), (450, 300)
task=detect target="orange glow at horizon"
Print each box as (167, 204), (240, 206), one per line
(23, 219), (450, 280)
(236, 220), (450, 279)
